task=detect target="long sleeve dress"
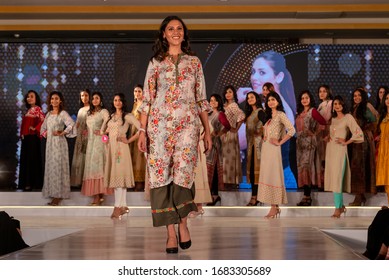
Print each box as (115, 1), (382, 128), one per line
(324, 114), (364, 193)
(81, 109), (113, 196)
(258, 111), (296, 205)
(206, 110), (231, 193)
(41, 110), (76, 199)
(350, 107), (376, 194)
(138, 55), (210, 191)
(18, 106), (45, 190)
(295, 108), (326, 188)
(104, 113), (140, 189)
(70, 106), (89, 186)
(222, 102), (245, 186)
(246, 108), (266, 186)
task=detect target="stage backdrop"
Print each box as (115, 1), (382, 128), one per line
(0, 43), (388, 190)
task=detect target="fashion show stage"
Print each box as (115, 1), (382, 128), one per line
(0, 191), (387, 260)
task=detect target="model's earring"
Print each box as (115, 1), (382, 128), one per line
(100, 102), (103, 106)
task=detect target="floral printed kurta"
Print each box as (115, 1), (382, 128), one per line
(258, 111), (295, 205)
(324, 114), (364, 193)
(70, 106), (89, 186)
(41, 111), (76, 199)
(139, 55), (210, 190)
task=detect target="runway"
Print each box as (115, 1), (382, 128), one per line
(0, 191), (386, 260)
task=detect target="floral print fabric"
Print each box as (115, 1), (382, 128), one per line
(139, 55), (210, 189)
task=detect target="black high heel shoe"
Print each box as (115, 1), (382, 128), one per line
(166, 236), (178, 254)
(178, 227), (191, 250)
(206, 196), (221, 206)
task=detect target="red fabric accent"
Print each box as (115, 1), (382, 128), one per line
(312, 108), (327, 125)
(218, 111), (231, 130)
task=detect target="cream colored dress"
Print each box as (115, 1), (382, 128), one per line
(324, 114), (364, 193)
(193, 141), (212, 204)
(104, 113), (140, 189)
(258, 111), (295, 205)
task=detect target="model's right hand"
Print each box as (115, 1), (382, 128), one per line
(138, 132), (147, 153)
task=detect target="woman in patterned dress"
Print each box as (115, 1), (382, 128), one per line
(244, 91), (266, 206)
(129, 84), (146, 191)
(205, 94), (230, 206)
(376, 91), (389, 206)
(295, 90), (326, 206)
(138, 16), (211, 254)
(81, 91), (113, 206)
(324, 95), (364, 218)
(349, 87), (377, 206)
(104, 93), (140, 219)
(316, 85), (333, 190)
(19, 90), (45, 191)
(41, 91), (76, 206)
(258, 91), (295, 218)
(70, 89), (90, 187)
(221, 85), (245, 190)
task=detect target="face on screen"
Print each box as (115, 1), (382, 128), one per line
(251, 57), (281, 94)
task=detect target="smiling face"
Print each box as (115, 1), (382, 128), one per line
(224, 88), (234, 102)
(26, 92), (36, 106)
(353, 90), (362, 105)
(251, 57), (281, 94)
(50, 94), (61, 109)
(92, 94), (101, 107)
(267, 96), (279, 110)
(134, 87), (143, 101)
(209, 96), (219, 109)
(333, 99), (343, 113)
(113, 95), (123, 110)
(163, 19), (184, 48)
(301, 93), (311, 108)
(247, 93), (257, 107)
(80, 91), (89, 106)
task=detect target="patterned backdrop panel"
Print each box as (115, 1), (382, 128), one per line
(0, 43), (389, 189)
